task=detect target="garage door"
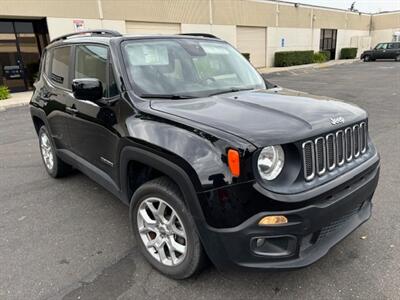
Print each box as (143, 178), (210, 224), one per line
(126, 21), (180, 35)
(236, 26), (266, 68)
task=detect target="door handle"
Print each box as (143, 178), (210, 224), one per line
(66, 106), (79, 114)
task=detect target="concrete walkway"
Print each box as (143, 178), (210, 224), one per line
(0, 91), (33, 111)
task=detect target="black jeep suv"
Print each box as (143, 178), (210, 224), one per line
(30, 30), (380, 279)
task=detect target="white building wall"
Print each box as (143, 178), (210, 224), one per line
(266, 27), (319, 67)
(336, 29), (371, 58)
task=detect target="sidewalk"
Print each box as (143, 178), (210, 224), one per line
(0, 91), (33, 111)
(259, 58), (359, 74)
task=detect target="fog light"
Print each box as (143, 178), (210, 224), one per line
(258, 215), (288, 225)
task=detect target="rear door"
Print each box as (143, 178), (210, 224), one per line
(39, 46), (73, 150)
(386, 43), (400, 59)
(67, 44), (121, 177)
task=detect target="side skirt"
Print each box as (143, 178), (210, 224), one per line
(57, 149), (122, 201)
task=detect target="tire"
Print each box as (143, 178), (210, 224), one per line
(363, 55), (371, 62)
(130, 176), (206, 279)
(38, 126), (72, 178)
(395, 55), (400, 62)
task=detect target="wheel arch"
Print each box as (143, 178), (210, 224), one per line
(120, 146), (205, 222)
(30, 106), (51, 135)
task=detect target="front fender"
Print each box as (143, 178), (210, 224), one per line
(124, 116), (255, 191)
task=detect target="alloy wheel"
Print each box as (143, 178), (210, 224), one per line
(40, 132), (54, 170)
(137, 197), (187, 266)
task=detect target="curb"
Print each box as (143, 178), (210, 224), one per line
(260, 59), (359, 75)
(0, 101), (30, 112)
(0, 91), (33, 111)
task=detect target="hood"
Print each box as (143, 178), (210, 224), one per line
(150, 89), (367, 147)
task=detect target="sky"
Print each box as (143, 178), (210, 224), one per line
(281, 0), (400, 13)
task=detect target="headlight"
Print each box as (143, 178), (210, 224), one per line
(257, 145), (285, 181)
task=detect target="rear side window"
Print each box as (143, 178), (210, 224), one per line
(74, 45), (108, 97)
(50, 47), (71, 89)
(388, 43), (400, 49)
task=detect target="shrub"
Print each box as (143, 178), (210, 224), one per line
(0, 85), (10, 100)
(319, 50), (331, 61)
(274, 50), (314, 67)
(313, 52), (329, 63)
(340, 48), (358, 59)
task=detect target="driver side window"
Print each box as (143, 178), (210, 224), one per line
(376, 43), (387, 50)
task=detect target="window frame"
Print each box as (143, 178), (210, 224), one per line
(71, 43), (120, 100)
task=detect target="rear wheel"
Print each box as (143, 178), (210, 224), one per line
(38, 126), (72, 178)
(130, 177), (206, 279)
(395, 54), (400, 62)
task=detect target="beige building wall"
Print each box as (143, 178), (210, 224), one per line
(336, 29), (371, 58)
(46, 18), (126, 40)
(0, 0), (100, 19)
(371, 12), (400, 45)
(101, 0), (210, 24)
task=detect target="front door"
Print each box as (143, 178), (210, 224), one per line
(320, 29), (337, 60)
(67, 44), (120, 178)
(374, 43), (388, 59)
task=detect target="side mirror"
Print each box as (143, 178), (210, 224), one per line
(72, 78), (103, 102)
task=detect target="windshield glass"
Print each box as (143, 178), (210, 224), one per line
(122, 39), (265, 98)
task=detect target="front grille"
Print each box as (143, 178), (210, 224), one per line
(302, 121), (368, 181)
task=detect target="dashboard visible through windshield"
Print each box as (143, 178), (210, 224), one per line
(121, 38), (265, 99)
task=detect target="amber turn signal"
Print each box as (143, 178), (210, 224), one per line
(227, 149), (240, 177)
(258, 215), (288, 225)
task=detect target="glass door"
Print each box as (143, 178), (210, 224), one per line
(320, 29), (338, 60)
(14, 21), (41, 90)
(0, 21), (26, 92)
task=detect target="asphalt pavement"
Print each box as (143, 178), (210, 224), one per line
(0, 61), (399, 300)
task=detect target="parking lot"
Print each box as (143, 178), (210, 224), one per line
(0, 61), (399, 300)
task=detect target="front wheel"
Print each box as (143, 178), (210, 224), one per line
(363, 55), (372, 62)
(130, 177), (206, 279)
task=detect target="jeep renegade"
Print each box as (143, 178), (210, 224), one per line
(30, 30), (380, 279)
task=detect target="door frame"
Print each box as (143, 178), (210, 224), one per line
(0, 18), (49, 92)
(320, 29), (338, 60)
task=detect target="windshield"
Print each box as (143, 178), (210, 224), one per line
(375, 43), (387, 50)
(122, 38), (265, 98)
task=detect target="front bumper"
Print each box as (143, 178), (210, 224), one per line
(197, 159), (379, 270)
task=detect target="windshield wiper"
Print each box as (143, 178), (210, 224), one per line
(140, 94), (196, 100)
(208, 87), (254, 97)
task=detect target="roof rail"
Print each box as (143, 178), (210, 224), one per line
(50, 29), (122, 43)
(179, 33), (219, 39)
